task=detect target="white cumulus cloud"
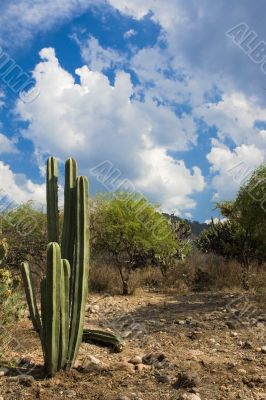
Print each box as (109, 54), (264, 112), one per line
(16, 48), (205, 214)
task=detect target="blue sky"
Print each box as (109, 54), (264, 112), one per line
(0, 0), (265, 222)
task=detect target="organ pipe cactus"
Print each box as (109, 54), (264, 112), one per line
(20, 157), (89, 376)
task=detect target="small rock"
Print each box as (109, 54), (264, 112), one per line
(176, 320), (186, 325)
(19, 375), (35, 387)
(242, 340), (253, 349)
(261, 346), (266, 354)
(178, 394), (201, 400)
(113, 362), (135, 373)
(86, 355), (101, 365)
(154, 372), (171, 383)
(0, 368), (8, 377)
(142, 353), (166, 365)
(237, 368), (247, 375)
(226, 320), (238, 329)
(6, 376), (19, 382)
(173, 372), (199, 389)
(129, 356), (142, 365)
(66, 389), (77, 397)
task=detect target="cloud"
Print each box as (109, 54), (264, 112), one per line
(124, 29), (137, 39)
(135, 147), (205, 213)
(107, 0), (185, 29)
(195, 91), (266, 148)
(0, 133), (18, 154)
(74, 35), (125, 72)
(0, 161), (45, 205)
(16, 48), (205, 214)
(207, 141), (264, 200)
(0, 0), (99, 47)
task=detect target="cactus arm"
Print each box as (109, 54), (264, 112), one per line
(20, 262), (42, 334)
(61, 158), (77, 267)
(67, 177), (89, 369)
(58, 259), (70, 369)
(47, 157), (59, 243)
(45, 242), (61, 376)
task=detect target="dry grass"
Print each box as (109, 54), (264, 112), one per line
(90, 252), (266, 295)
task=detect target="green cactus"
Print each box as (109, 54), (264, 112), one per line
(46, 157), (59, 243)
(58, 259), (70, 369)
(20, 262), (42, 334)
(67, 177), (89, 369)
(20, 157), (89, 376)
(45, 242), (61, 376)
(82, 329), (123, 352)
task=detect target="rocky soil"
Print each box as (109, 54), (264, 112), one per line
(0, 290), (265, 400)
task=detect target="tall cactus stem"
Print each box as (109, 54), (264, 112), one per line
(40, 277), (47, 360)
(45, 242), (61, 376)
(47, 157), (59, 243)
(67, 176), (89, 369)
(58, 259), (70, 369)
(61, 158), (77, 267)
(20, 262), (42, 334)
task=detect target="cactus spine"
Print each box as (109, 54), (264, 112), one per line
(21, 157), (89, 376)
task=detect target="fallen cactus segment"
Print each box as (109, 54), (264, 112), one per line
(82, 329), (124, 352)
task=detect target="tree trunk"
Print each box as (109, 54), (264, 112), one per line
(241, 258), (250, 291)
(122, 280), (129, 296)
(118, 265), (130, 295)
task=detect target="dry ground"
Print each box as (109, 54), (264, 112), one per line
(0, 290), (266, 400)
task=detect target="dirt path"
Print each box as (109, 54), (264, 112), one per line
(0, 291), (265, 400)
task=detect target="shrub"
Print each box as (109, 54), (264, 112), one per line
(0, 268), (25, 326)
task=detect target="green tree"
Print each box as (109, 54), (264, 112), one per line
(91, 192), (179, 294)
(0, 203), (47, 282)
(197, 165), (266, 290)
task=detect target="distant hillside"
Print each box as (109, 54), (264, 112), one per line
(163, 213), (209, 238)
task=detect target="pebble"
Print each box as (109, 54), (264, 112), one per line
(261, 346), (266, 354)
(154, 372), (171, 383)
(19, 375), (35, 387)
(129, 356), (142, 365)
(242, 340), (253, 349)
(66, 389), (77, 397)
(237, 368), (247, 375)
(113, 361), (135, 373)
(0, 368), (8, 377)
(86, 355), (102, 365)
(173, 372), (199, 389)
(226, 320), (238, 329)
(178, 394), (201, 400)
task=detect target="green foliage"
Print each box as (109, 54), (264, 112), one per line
(21, 157), (89, 376)
(197, 165), (266, 290)
(0, 204), (47, 279)
(91, 192), (189, 293)
(0, 268), (25, 326)
(0, 238), (8, 264)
